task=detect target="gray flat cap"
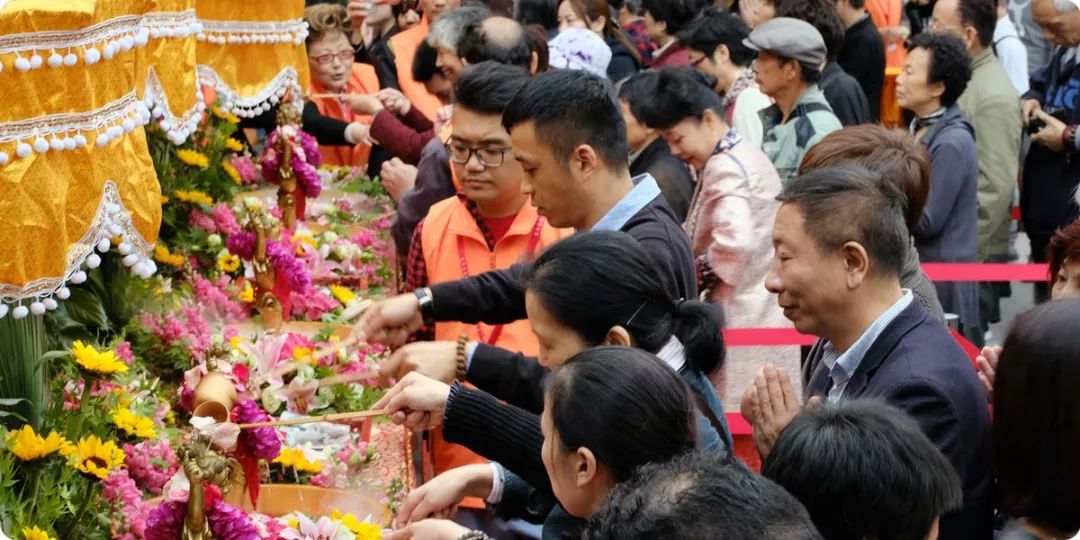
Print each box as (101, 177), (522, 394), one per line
(743, 17), (826, 68)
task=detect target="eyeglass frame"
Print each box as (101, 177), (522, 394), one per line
(446, 140), (511, 168)
(309, 49), (355, 66)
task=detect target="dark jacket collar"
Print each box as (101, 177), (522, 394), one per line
(920, 103), (971, 146)
(630, 137), (673, 172)
(808, 300), (930, 397)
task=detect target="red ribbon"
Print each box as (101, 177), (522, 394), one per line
(723, 328), (817, 347)
(920, 262), (1048, 282)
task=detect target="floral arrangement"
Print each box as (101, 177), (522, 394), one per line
(150, 103), (254, 279)
(225, 204), (313, 296)
(0, 341), (178, 540)
(259, 127), (323, 200)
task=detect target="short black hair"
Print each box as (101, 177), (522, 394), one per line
(956, 0), (997, 48)
(623, 68), (724, 130)
(677, 7), (756, 66)
(762, 400), (963, 540)
(584, 452), (823, 540)
(641, 0), (695, 36)
(457, 16), (532, 68)
(776, 0), (846, 61)
(906, 31), (972, 107)
(800, 63), (822, 83)
(994, 298), (1080, 535)
(454, 61), (531, 115)
(513, 0), (558, 30)
(502, 69), (629, 170)
(412, 40), (441, 83)
(548, 347), (698, 483)
(778, 164), (908, 278)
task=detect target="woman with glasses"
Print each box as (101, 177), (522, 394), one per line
(302, 3), (383, 168)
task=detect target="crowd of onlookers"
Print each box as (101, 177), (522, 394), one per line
(280, 0), (1080, 537)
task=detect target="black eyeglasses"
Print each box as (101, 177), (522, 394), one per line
(447, 141), (510, 168)
(690, 55), (709, 67)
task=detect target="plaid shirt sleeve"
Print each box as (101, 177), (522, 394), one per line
(404, 219), (434, 342)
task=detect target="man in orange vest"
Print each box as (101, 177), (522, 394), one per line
(402, 61), (570, 514)
(389, 0), (461, 120)
(390, 16), (535, 259)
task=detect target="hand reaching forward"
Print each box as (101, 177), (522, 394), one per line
(372, 372), (452, 431)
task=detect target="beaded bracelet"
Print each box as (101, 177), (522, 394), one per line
(456, 333), (469, 381)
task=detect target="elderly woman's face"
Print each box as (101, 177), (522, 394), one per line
(307, 32), (354, 91)
(1052, 259), (1080, 299)
(896, 47), (943, 114)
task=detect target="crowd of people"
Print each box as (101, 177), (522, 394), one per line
(287, 0), (1080, 538)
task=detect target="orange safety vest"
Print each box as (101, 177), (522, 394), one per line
(308, 63), (381, 167)
(867, 0), (906, 68)
(389, 17), (444, 122)
(420, 196), (570, 508)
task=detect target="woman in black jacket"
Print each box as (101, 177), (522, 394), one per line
(385, 347), (699, 540)
(374, 232), (731, 537)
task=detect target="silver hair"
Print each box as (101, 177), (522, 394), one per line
(427, 6), (490, 51)
(1055, 0), (1080, 12)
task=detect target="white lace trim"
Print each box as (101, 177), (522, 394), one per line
(0, 91), (151, 163)
(143, 9), (202, 39)
(197, 65), (303, 118)
(143, 67), (205, 145)
(0, 180), (158, 317)
(0, 15), (146, 69)
(0, 11), (201, 72)
(195, 19), (309, 46)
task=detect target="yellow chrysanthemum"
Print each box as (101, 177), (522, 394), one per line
(71, 435), (125, 479)
(22, 526), (54, 540)
(113, 387), (133, 408)
(272, 447), (323, 474)
(224, 138), (244, 152)
(217, 253), (241, 273)
(112, 408), (158, 439)
(7, 426), (73, 461)
(329, 285), (356, 306)
(176, 149), (210, 169)
(291, 347), (313, 364)
(223, 161), (242, 185)
(239, 282), (255, 303)
(330, 510), (381, 539)
(71, 341), (128, 376)
(212, 106), (242, 124)
(174, 189), (214, 206)
(154, 245), (186, 267)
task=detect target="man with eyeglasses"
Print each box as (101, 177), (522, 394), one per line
(398, 60), (570, 529)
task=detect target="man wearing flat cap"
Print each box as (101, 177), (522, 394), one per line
(745, 17), (842, 183)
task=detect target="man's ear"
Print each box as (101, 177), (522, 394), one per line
(603, 326), (633, 347)
(841, 240), (871, 289)
(571, 143), (600, 180)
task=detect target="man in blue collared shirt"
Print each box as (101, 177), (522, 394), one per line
(745, 164), (992, 540)
(354, 69), (697, 348)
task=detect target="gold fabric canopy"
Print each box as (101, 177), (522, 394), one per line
(0, 0), (309, 316)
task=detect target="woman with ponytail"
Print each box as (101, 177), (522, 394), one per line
(374, 231), (730, 537)
(385, 347), (699, 539)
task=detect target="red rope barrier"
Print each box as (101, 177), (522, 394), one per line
(920, 262), (1048, 282)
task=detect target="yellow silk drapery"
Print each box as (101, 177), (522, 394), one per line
(0, 0), (162, 303)
(195, 0), (310, 117)
(0, 0), (309, 309)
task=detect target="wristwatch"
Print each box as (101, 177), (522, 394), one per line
(414, 287), (435, 325)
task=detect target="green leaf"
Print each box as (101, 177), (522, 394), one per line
(64, 288), (108, 331)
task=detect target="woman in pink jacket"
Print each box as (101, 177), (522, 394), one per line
(624, 68), (800, 409)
